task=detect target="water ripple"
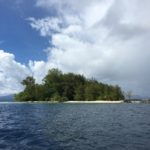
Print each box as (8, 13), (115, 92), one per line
(0, 103), (150, 150)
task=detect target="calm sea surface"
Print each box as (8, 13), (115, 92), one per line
(0, 103), (150, 150)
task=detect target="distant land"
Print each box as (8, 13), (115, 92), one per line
(0, 95), (14, 102)
(0, 94), (150, 104)
(15, 68), (125, 102)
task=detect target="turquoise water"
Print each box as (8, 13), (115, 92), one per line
(0, 103), (150, 150)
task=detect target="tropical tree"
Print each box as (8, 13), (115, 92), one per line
(15, 76), (36, 101)
(15, 68), (125, 102)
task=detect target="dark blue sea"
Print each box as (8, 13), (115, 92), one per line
(0, 103), (150, 150)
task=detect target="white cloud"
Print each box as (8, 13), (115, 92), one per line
(27, 0), (150, 97)
(29, 60), (48, 83)
(1, 0), (150, 97)
(0, 49), (55, 96)
(0, 50), (30, 96)
(27, 17), (62, 36)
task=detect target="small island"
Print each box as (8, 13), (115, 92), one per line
(15, 68), (125, 102)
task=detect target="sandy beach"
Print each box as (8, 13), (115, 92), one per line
(0, 100), (124, 104)
(63, 100), (124, 104)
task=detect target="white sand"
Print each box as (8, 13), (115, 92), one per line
(0, 100), (124, 104)
(63, 100), (124, 103)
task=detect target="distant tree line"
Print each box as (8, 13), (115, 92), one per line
(15, 68), (124, 102)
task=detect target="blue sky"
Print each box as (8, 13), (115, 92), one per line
(0, 0), (150, 97)
(0, 0), (50, 63)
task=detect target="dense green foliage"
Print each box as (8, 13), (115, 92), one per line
(15, 68), (124, 102)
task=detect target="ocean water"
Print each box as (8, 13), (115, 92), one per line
(0, 103), (150, 150)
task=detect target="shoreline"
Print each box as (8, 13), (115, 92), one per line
(63, 100), (124, 103)
(0, 100), (149, 104)
(0, 100), (124, 104)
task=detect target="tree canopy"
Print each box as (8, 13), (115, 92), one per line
(15, 68), (124, 102)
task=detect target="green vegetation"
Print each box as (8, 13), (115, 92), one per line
(15, 68), (124, 102)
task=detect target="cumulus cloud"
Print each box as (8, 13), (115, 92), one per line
(27, 0), (150, 97)
(27, 17), (63, 36)
(1, 0), (150, 97)
(29, 60), (49, 83)
(0, 50), (30, 96)
(0, 50), (51, 96)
